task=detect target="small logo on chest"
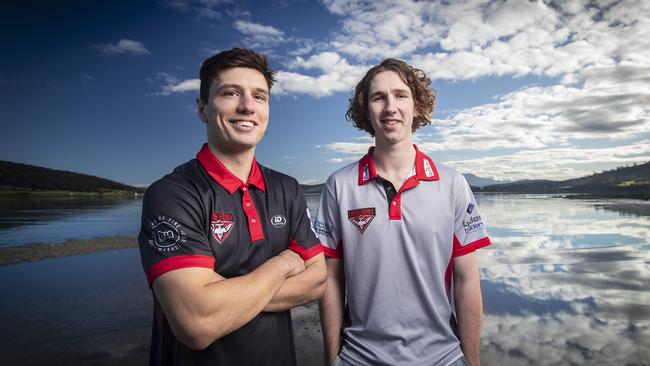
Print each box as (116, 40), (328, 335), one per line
(270, 214), (287, 228)
(348, 207), (376, 233)
(210, 212), (234, 244)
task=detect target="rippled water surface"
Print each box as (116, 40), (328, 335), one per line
(474, 194), (650, 366)
(0, 193), (648, 365)
(0, 195), (142, 246)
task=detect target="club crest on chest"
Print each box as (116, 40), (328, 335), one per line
(210, 211), (235, 244)
(348, 207), (376, 233)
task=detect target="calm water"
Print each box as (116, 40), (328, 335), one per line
(0, 193), (648, 365)
(0, 195), (142, 246)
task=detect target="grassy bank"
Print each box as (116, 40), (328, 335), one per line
(0, 236), (138, 266)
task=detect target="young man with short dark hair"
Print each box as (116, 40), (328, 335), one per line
(317, 58), (491, 366)
(139, 48), (326, 365)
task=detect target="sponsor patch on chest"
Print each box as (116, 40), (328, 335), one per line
(348, 207), (376, 233)
(210, 211), (234, 244)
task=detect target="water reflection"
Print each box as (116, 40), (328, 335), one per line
(475, 194), (650, 365)
(0, 195), (142, 246)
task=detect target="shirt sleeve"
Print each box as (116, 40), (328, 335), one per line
(286, 179), (323, 260)
(314, 175), (343, 258)
(452, 174), (491, 257)
(138, 180), (214, 287)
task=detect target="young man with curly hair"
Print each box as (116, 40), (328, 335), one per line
(138, 48), (326, 365)
(316, 58), (491, 366)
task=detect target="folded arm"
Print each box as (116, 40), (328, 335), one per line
(152, 250), (304, 350)
(264, 252), (327, 312)
(453, 252), (483, 366)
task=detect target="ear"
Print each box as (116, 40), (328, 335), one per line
(196, 98), (208, 123)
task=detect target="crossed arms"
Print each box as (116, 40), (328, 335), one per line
(152, 250), (326, 350)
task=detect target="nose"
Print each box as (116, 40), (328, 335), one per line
(384, 95), (397, 114)
(236, 93), (255, 114)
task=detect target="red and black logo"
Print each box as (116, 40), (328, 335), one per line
(210, 212), (234, 244)
(348, 207), (376, 233)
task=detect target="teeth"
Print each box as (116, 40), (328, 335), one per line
(233, 121), (254, 127)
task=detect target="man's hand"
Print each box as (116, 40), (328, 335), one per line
(273, 249), (306, 277)
(263, 252), (326, 312)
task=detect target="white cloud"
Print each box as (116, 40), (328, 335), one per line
(440, 141), (650, 181)
(92, 39), (150, 56)
(162, 0), (230, 19)
(233, 20), (286, 49)
(275, 52), (368, 97)
(153, 73), (199, 96)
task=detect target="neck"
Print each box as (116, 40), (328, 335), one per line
(207, 143), (255, 182)
(372, 141), (416, 184)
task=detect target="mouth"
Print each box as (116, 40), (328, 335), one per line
(229, 119), (257, 128)
(381, 119), (401, 125)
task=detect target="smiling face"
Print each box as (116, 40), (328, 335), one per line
(367, 70), (416, 148)
(198, 67), (269, 154)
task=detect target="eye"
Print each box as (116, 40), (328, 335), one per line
(254, 94), (267, 102)
(371, 95), (385, 102)
(222, 89), (239, 97)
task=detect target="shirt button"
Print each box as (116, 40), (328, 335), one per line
(251, 218), (256, 223)
(392, 201), (397, 205)
(246, 202), (251, 207)
(242, 187), (247, 191)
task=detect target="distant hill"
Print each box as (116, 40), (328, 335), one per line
(463, 173), (512, 187)
(300, 173), (510, 193)
(300, 183), (324, 194)
(0, 161), (143, 193)
(476, 162), (650, 197)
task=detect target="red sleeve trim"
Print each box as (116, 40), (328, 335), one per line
(146, 255), (215, 287)
(288, 239), (324, 260)
(452, 236), (491, 257)
(322, 239), (343, 258)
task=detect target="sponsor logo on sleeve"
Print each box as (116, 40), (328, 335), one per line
(462, 214), (484, 234)
(270, 214), (287, 228)
(210, 212), (234, 244)
(467, 203), (475, 214)
(313, 219), (334, 238)
(148, 216), (186, 252)
(348, 207), (376, 233)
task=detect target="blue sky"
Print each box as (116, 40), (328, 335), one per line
(1, 0), (648, 186)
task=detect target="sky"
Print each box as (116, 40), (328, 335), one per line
(1, 0), (649, 187)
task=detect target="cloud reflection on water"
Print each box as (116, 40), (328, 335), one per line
(475, 195), (650, 365)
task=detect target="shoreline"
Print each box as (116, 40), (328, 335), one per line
(0, 235), (138, 266)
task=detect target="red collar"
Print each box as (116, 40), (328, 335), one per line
(358, 145), (440, 185)
(196, 144), (266, 194)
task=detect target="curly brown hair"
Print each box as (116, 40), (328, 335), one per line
(199, 48), (277, 103)
(346, 58), (436, 136)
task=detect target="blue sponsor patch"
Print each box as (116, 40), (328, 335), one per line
(313, 220), (335, 239)
(466, 203), (475, 214)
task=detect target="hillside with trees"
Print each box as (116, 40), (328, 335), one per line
(476, 162), (650, 198)
(0, 161), (143, 194)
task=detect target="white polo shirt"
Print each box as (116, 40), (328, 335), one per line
(315, 146), (491, 366)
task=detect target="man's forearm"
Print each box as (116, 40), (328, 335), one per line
(264, 253), (326, 312)
(320, 259), (345, 365)
(153, 250), (304, 350)
(454, 271), (483, 366)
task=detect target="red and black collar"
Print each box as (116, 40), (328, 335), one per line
(196, 144), (266, 194)
(358, 145), (440, 185)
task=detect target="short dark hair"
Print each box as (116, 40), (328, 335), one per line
(199, 48), (277, 102)
(346, 58), (436, 136)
